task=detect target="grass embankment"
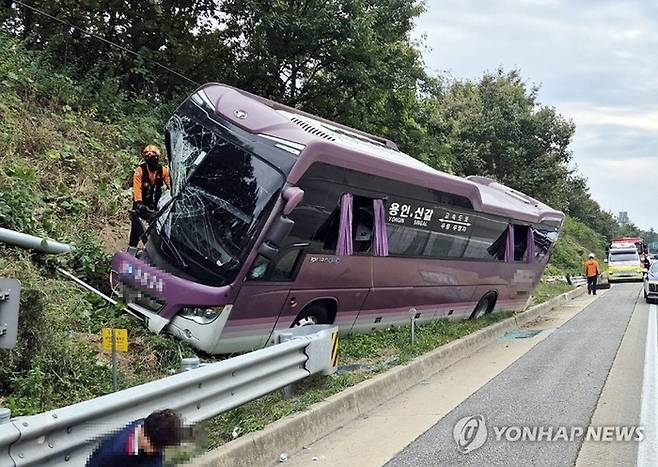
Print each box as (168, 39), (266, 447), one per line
(531, 281), (574, 305)
(545, 216), (608, 277)
(0, 34), (199, 415)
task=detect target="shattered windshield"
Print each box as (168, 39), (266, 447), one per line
(158, 113), (285, 285)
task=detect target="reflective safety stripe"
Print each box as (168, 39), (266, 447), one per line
(331, 331), (339, 367)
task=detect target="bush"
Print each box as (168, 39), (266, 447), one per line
(547, 216), (608, 276)
(0, 33), (199, 415)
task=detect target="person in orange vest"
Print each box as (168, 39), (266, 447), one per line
(129, 145), (171, 248)
(584, 253), (601, 295)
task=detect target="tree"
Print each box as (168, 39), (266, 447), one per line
(221, 0), (429, 149)
(0, 0), (227, 96)
(431, 69), (577, 210)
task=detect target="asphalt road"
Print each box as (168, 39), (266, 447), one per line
(387, 283), (643, 467)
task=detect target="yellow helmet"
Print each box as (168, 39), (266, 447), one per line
(141, 144), (161, 158)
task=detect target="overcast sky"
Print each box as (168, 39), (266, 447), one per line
(414, 0), (658, 230)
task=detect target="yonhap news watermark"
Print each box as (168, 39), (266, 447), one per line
(453, 415), (644, 454)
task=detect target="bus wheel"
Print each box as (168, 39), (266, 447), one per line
(469, 292), (497, 320)
(292, 303), (328, 327)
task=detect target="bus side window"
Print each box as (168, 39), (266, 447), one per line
(312, 194), (375, 255)
(313, 207), (340, 252)
(352, 196), (374, 254)
(247, 249), (304, 281)
(532, 226), (558, 261)
(389, 224), (430, 257)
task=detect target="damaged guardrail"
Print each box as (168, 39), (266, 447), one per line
(0, 324), (338, 467)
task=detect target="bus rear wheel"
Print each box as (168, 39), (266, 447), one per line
(469, 292), (497, 320)
(292, 302), (329, 327)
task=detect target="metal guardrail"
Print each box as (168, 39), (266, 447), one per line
(0, 279), (20, 350)
(0, 324), (338, 467)
(542, 275), (589, 286)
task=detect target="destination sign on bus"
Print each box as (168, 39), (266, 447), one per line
(387, 200), (472, 234)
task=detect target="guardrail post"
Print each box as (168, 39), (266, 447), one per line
(0, 408), (9, 424)
(277, 324), (339, 399)
(181, 357), (200, 372)
(409, 308), (417, 345)
(0, 278), (20, 350)
(278, 333), (298, 400)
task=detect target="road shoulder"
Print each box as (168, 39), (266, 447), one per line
(575, 288), (645, 466)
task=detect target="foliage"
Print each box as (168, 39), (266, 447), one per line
(432, 69), (576, 211)
(0, 2), (625, 242)
(0, 33), (199, 415)
(531, 281), (574, 304)
(545, 216), (608, 276)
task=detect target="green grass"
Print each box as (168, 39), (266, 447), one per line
(0, 30), (582, 458)
(0, 33), (196, 415)
(531, 281), (575, 305)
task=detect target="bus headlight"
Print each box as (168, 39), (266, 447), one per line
(179, 306), (225, 324)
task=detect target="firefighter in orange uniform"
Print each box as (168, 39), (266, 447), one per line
(128, 145), (170, 248)
(584, 253), (600, 295)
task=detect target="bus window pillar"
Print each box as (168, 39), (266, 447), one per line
(336, 193), (353, 256)
(505, 224), (514, 263)
(373, 199), (389, 257)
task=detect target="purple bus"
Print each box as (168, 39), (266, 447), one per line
(111, 83), (564, 354)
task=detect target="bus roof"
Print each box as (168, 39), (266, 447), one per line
(198, 83), (564, 226)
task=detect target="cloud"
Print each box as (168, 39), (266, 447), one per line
(563, 104), (658, 133)
(415, 0), (658, 229)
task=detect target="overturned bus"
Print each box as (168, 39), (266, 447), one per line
(111, 83), (564, 354)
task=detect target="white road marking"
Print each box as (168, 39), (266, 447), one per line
(637, 303), (658, 466)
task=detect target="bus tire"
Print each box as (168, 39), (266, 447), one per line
(292, 302), (329, 327)
(469, 292), (497, 320)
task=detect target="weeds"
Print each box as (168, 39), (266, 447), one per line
(531, 281), (575, 305)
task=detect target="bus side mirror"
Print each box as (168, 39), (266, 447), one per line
(258, 215), (295, 260)
(282, 187), (304, 216)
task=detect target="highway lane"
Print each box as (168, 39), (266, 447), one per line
(387, 282), (643, 466)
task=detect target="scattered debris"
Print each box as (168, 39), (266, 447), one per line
(498, 329), (542, 341)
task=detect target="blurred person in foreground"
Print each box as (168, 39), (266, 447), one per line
(86, 409), (182, 467)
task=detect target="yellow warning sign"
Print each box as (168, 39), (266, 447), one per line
(102, 328), (128, 353)
(331, 331), (339, 367)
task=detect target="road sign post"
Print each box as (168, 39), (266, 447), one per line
(111, 328), (117, 391)
(102, 327), (128, 392)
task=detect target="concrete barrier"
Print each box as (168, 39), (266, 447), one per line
(190, 286), (587, 467)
